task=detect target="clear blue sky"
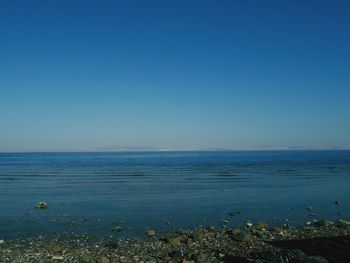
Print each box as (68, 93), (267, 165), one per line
(0, 0), (349, 152)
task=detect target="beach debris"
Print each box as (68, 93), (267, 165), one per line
(222, 220), (229, 225)
(146, 229), (156, 237)
(36, 201), (48, 209)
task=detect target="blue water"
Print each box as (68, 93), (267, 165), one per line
(0, 151), (349, 239)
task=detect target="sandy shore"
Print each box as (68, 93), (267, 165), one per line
(0, 219), (350, 263)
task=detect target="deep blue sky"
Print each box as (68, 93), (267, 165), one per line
(0, 0), (350, 151)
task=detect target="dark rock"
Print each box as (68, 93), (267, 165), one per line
(111, 226), (123, 233)
(228, 211), (240, 217)
(232, 231), (251, 242)
(208, 225), (216, 232)
(169, 250), (182, 263)
(307, 256), (329, 263)
(314, 220), (332, 227)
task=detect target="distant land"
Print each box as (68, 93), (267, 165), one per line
(0, 145), (349, 153)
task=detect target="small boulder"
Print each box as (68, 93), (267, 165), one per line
(228, 211), (240, 217)
(314, 220), (332, 227)
(208, 225), (216, 232)
(36, 201), (48, 209)
(111, 226), (123, 233)
(101, 255), (110, 263)
(146, 229), (156, 237)
(307, 206), (314, 211)
(52, 244), (63, 254)
(256, 221), (269, 230)
(167, 236), (183, 247)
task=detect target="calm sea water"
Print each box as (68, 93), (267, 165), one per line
(0, 151), (350, 239)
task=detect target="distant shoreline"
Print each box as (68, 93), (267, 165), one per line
(1, 149), (350, 154)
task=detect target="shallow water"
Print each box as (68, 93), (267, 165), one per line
(0, 151), (349, 239)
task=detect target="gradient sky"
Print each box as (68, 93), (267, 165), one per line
(0, 0), (350, 152)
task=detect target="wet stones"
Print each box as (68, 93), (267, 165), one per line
(314, 220), (332, 227)
(228, 228), (251, 242)
(256, 221), (269, 230)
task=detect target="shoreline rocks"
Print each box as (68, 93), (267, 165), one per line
(0, 219), (349, 263)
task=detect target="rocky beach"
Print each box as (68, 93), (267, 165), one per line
(1, 218), (350, 263)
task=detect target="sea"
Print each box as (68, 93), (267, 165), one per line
(0, 151), (349, 239)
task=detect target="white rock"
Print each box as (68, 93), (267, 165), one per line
(52, 255), (64, 260)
